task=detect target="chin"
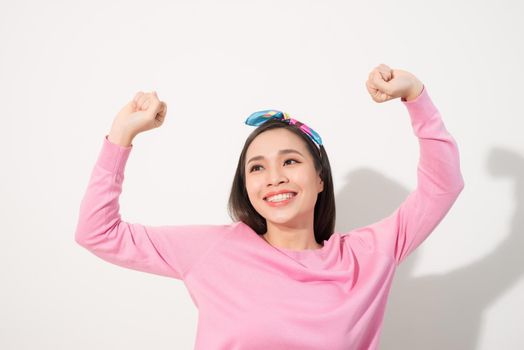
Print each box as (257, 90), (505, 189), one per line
(266, 212), (305, 225)
(266, 217), (294, 225)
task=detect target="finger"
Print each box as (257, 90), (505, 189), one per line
(137, 93), (152, 109)
(147, 96), (162, 114)
(377, 64), (392, 81)
(378, 63), (392, 72)
(379, 71), (390, 82)
(156, 107), (166, 126)
(368, 71), (375, 85)
(368, 74), (389, 103)
(366, 80), (383, 103)
(145, 92), (161, 111)
(368, 74), (378, 90)
(376, 64), (392, 80)
(365, 79), (377, 95)
(155, 103), (167, 122)
(133, 91), (144, 102)
(374, 91), (387, 103)
(158, 101), (167, 118)
(372, 70), (392, 95)
(145, 95), (159, 111)
(150, 91), (160, 104)
(369, 68), (386, 87)
(157, 100), (165, 112)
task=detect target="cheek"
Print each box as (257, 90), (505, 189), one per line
(294, 172), (320, 197)
(292, 173), (312, 189)
(245, 177), (262, 199)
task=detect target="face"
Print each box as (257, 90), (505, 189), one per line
(244, 128), (324, 228)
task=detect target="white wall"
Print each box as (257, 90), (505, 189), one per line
(1, 0), (522, 349)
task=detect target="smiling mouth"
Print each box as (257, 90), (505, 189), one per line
(264, 192), (298, 202)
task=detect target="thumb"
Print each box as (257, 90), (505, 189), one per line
(142, 96), (164, 121)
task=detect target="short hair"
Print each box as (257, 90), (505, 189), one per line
(227, 118), (336, 244)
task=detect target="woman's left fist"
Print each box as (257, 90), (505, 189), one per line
(365, 64), (424, 103)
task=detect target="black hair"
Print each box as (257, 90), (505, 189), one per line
(227, 119), (336, 244)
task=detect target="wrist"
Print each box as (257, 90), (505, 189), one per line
(108, 129), (134, 147)
(403, 78), (424, 102)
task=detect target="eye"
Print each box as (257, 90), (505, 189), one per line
(250, 164), (263, 172)
(284, 159), (299, 166)
(249, 159), (300, 173)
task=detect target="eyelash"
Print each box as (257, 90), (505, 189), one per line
(249, 159), (300, 173)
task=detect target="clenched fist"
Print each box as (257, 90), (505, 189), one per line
(365, 64), (424, 103)
(108, 91), (168, 146)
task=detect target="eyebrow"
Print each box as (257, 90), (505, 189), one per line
(247, 149), (304, 165)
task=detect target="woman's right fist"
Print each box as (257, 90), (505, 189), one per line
(110, 91), (168, 141)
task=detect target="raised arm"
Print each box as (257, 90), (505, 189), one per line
(349, 65), (465, 266)
(74, 92), (230, 279)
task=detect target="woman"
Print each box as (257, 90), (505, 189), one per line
(75, 64), (465, 350)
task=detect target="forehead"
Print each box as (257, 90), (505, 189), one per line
(246, 128), (308, 158)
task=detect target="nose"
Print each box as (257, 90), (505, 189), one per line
(267, 166), (288, 187)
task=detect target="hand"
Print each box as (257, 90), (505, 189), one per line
(110, 91), (168, 141)
(365, 64), (424, 103)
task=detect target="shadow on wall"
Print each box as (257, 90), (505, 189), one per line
(335, 147), (523, 350)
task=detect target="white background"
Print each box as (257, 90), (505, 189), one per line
(1, 0), (522, 349)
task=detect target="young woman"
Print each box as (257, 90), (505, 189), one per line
(75, 63), (464, 350)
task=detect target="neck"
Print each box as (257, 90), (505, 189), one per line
(263, 216), (322, 250)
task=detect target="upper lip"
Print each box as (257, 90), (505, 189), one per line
(263, 190), (297, 200)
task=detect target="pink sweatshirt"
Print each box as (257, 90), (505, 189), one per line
(75, 85), (464, 350)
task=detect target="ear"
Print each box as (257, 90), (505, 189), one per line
(318, 174), (324, 193)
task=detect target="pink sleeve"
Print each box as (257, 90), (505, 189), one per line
(74, 135), (230, 280)
(348, 85), (465, 266)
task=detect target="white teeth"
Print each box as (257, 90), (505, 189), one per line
(266, 192), (296, 202)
